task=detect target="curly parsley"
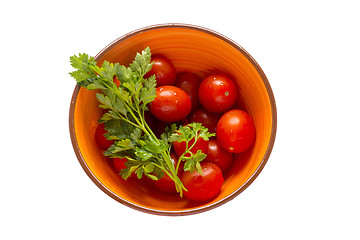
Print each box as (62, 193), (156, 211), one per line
(70, 47), (214, 196)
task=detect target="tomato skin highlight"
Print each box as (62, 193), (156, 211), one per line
(149, 86), (191, 123)
(175, 72), (201, 111)
(94, 123), (114, 151)
(198, 74), (237, 113)
(188, 107), (222, 134)
(181, 162), (224, 202)
(217, 109), (256, 153)
(144, 55), (176, 87)
(205, 140), (233, 173)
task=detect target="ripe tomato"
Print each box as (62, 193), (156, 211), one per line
(175, 72), (201, 111)
(144, 111), (157, 131)
(113, 76), (120, 87)
(188, 107), (222, 134)
(153, 118), (189, 138)
(153, 153), (181, 193)
(112, 157), (127, 173)
(205, 140), (233, 173)
(95, 123), (114, 151)
(198, 74), (237, 113)
(173, 129), (209, 158)
(149, 86), (191, 123)
(181, 162), (224, 202)
(217, 109), (256, 153)
(144, 55), (176, 87)
(153, 120), (168, 138)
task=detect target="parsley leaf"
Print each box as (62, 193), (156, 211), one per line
(69, 47), (187, 196)
(169, 123), (216, 174)
(129, 47), (153, 76)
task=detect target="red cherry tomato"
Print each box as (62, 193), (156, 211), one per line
(153, 120), (168, 138)
(205, 140), (233, 173)
(112, 157), (127, 173)
(144, 55), (176, 87)
(188, 107), (222, 134)
(112, 157), (140, 179)
(217, 109), (256, 153)
(94, 123), (114, 151)
(149, 86), (191, 123)
(198, 74), (237, 113)
(144, 111), (157, 131)
(153, 153), (181, 193)
(181, 162), (224, 202)
(113, 76), (121, 87)
(175, 72), (201, 111)
(173, 131), (209, 158)
(153, 118), (189, 138)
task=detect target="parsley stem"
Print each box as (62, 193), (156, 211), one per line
(153, 161), (186, 195)
(102, 79), (146, 133)
(175, 156), (182, 176)
(70, 49), (197, 197)
(175, 130), (199, 174)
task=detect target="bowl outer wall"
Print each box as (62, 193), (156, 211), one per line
(69, 23), (277, 216)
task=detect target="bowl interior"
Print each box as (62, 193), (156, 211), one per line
(71, 25), (276, 215)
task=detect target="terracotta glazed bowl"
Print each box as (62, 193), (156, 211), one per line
(69, 24), (277, 216)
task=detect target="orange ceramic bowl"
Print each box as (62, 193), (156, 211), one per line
(69, 24), (277, 216)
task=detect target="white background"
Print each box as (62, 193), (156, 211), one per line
(1, 0), (359, 239)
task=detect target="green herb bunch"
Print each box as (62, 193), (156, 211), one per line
(70, 47), (214, 196)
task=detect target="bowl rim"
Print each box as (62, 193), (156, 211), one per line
(69, 23), (277, 216)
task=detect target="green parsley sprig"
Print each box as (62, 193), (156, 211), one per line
(169, 123), (215, 175)
(69, 47), (214, 197)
